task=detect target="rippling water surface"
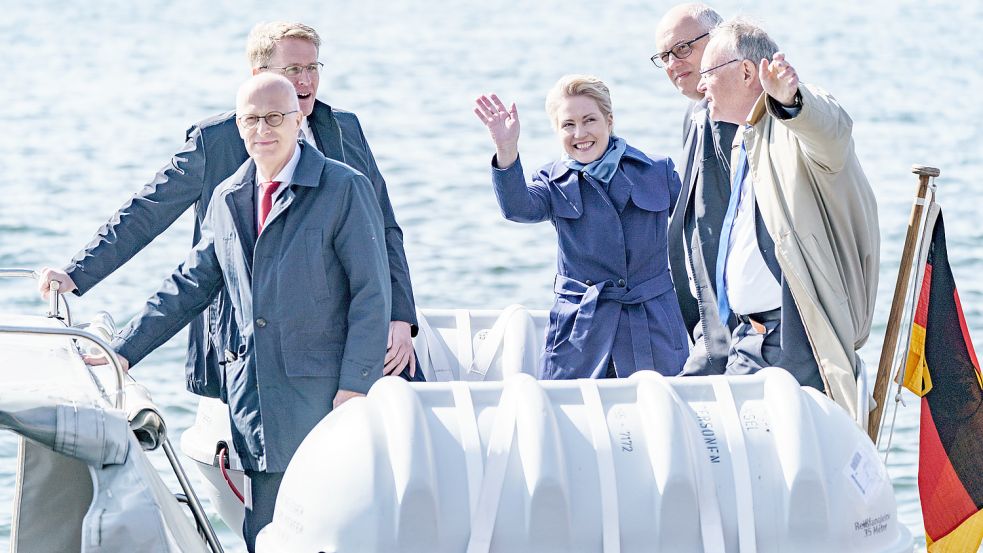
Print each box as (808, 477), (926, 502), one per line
(0, 1), (980, 551)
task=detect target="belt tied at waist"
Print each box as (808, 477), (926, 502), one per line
(554, 272), (674, 361)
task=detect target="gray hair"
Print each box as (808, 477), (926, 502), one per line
(709, 17), (779, 64)
(659, 3), (724, 34)
(246, 22), (322, 68)
(686, 3), (724, 33)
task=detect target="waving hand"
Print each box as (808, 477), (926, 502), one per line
(759, 52), (800, 107)
(474, 94), (520, 168)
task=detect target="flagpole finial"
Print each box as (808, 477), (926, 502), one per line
(912, 165), (940, 177)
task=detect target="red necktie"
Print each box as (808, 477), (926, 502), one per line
(258, 181), (281, 233)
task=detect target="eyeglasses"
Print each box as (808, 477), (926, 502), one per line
(699, 58), (740, 79)
(261, 62), (324, 77)
(237, 110), (299, 129)
(650, 32), (710, 68)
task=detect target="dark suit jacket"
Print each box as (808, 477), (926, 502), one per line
(113, 143), (391, 472)
(667, 101), (737, 375)
(66, 100), (415, 397)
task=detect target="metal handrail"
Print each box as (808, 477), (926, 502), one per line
(0, 325), (126, 410)
(164, 437), (225, 553)
(0, 269), (38, 278)
(0, 268), (70, 324)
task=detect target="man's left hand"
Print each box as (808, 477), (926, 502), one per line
(384, 320), (416, 377)
(333, 389), (364, 409)
(759, 51), (799, 107)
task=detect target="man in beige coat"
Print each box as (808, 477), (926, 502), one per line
(697, 18), (879, 422)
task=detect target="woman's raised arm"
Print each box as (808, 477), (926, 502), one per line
(473, 94), (520, 168)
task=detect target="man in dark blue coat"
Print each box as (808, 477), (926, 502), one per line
(654, 4), (737, 374)
(38, 21), (418, 397)
(104, 73), (391, 551)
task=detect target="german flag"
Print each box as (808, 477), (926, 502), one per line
(903, 210), (983, 552)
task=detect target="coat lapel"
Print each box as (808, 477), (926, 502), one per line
(225, 163), (258, 268)
(261, 142), (326, 232)
(546, 162), (584, 218)
(309, 101), (346, 164)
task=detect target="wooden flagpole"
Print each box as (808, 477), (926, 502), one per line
(867, 164), (940, 443)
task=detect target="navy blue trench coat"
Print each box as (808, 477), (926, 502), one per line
(113, 143), (391, 472)
(491, 144), (688, 379)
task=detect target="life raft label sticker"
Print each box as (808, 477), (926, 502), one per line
(844, 445), (884, 502)
(854, 513), (891, 538)
(695, 407), (722, 464)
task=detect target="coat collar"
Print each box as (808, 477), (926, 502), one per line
(290, 141), (326, 188)
(746, 92), (769, 127)
(542, 143), (663, 219)
(224, 142), (327, 252)
(546, 143), (652, 183)
(309, 100), (346, 164)
(230, 141), (324, 190)
(225, 162), (258, 267)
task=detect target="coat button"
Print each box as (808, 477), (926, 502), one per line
(585, 280), (594, 286)
(617, 279), (626, 287)
(255, 318), (267, 328)
(361, 369), (369, 377)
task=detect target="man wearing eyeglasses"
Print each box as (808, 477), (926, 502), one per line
(654, 4), (737, 376)
(696, 19), (879, 421)
(101, 73), (391, 551)
(37, 21), (420, 401)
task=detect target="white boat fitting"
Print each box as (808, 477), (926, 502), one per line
(0, 269), (222, 553)
(256, 370), (913, 553)
(182, 397), (247, 538)
(413, 305), (546, 382)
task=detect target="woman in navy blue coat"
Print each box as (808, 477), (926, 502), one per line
(473, 74), (688, 379)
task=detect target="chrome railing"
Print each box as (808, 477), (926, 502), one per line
(0, 267), (224, 553)
(0, 268), (70, 324)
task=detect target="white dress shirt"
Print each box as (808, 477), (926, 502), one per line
(255, 143), (302, 230)
(299, 117), (320, 152)
(723, 142), (782, 315)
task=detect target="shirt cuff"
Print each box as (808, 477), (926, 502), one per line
(768, 91), (802, 120)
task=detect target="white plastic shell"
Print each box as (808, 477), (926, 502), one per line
(256, 369), (912, 553)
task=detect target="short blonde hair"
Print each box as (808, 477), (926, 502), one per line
(246, 22), (322, 68)
(544, 74), (614, 130)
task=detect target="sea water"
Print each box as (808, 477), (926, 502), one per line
(0, 1), (979, 551)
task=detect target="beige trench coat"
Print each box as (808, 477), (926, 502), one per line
(744, 83), (880, 422)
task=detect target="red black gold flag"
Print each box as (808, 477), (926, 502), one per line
(902, 211), (983, 552)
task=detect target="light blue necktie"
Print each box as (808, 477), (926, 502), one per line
(715, 139), (749, 323)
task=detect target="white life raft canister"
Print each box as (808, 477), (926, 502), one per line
(256, 369), (912, 553)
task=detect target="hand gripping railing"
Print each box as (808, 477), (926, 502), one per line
(0, 268), (70, 324)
